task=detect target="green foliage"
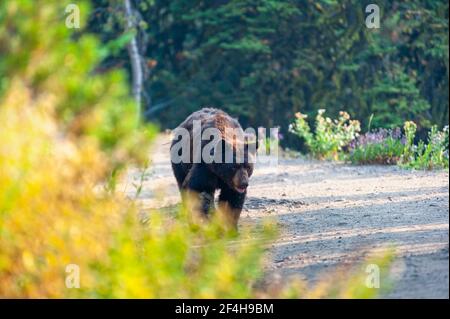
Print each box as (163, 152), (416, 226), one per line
(87, 0), (448, 142)
(87, 210), (277, 298)
(401, 124), (449, 170)
(290, 111), (449, 169)
(348, 129), (405, 165)
(0, 0), (155, 167)
(402, 121), (418, 163)
(0, 0), (153, 297)
(289, 109), (361, 160)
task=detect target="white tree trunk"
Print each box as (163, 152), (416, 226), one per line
(124, 0), (142, 117)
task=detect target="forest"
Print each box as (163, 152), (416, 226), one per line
(87, 0), (448, 145)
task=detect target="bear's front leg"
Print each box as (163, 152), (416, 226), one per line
(181, 164), (217, 221)
(218, 185), (246, 231)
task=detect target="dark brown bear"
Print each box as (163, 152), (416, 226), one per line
(170, 108), (257, 229)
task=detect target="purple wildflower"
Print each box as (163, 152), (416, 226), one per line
(349, 127), (405, 151)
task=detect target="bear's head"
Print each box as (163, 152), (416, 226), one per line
(207, 133), (258, 193)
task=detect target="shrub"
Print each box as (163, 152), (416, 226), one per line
(289, 109), (361, 160)
(87, 209), (279, 298)
(401, 121), (418, 164)
(291, 109), (448, 170)
(0, 0), (152, 297)
(348, 128), (405, 165)
(401, 124), (449, 170)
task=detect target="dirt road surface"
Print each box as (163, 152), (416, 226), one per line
(122, 134), (449, 298)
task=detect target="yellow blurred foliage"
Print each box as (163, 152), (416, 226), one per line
(0, 80), (127, 297)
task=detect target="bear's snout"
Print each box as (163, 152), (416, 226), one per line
(232, 169), (249, 193)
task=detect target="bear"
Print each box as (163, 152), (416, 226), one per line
(170, 108), (257, 230)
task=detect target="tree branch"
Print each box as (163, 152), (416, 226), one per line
(124, 0), (143, 118)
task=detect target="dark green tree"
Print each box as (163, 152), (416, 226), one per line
(87, 0), (449, 145)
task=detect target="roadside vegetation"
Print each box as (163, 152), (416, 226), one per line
(290, 111), (449, 170)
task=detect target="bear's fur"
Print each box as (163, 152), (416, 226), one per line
(170, 108), (257, 229)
